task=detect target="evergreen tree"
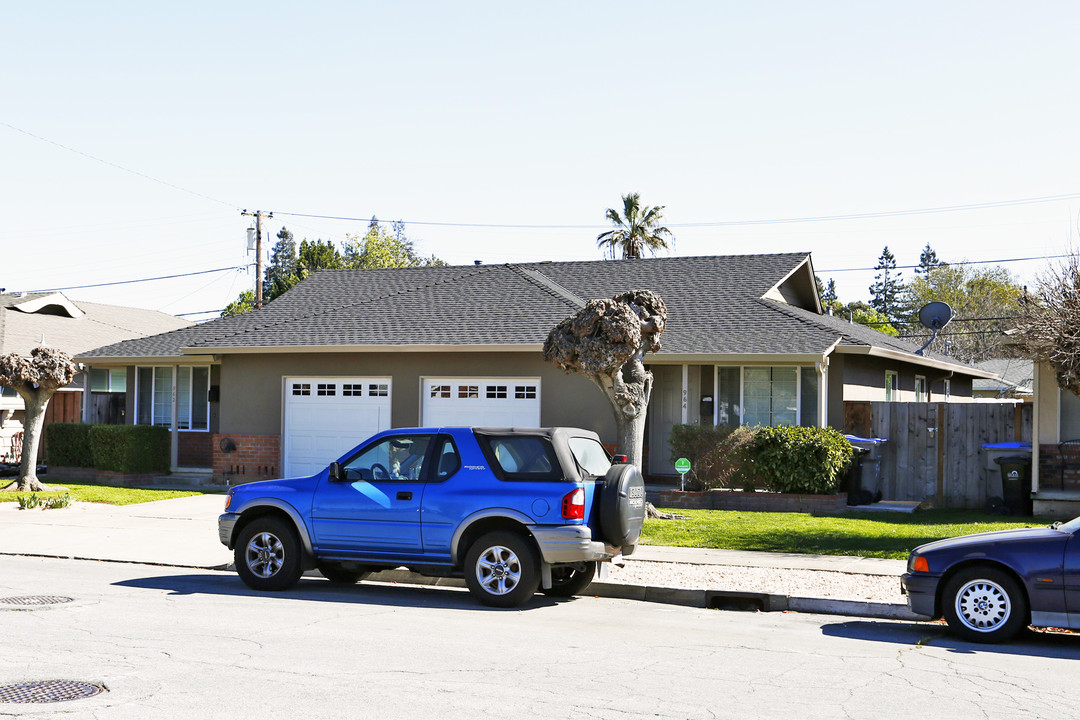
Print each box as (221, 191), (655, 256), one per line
(869, 246), (905, 320)
(916, 243), (943, 275)
(264, 227), (299, 301)
(816, 276), (840, 312)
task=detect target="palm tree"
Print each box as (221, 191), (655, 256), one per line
(596, 193), (673, 260)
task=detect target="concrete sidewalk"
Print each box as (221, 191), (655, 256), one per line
(0, 495), (919, 620)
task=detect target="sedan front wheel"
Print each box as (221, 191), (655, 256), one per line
(942, 566), (1028, 643)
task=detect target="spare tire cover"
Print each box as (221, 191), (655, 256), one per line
(599, 463), (646, 547)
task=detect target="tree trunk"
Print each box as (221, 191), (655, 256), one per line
(614, 410), (648, 470)
(16, 389), (50, 492)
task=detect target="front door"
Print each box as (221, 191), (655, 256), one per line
(310, 433), (434, 558)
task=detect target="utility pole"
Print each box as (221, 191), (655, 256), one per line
(241, 210), (273, 309)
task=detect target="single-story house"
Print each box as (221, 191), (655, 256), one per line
(1031, 361), (1080, 516)
(76, 253), (994, 482)
(973, 358), (1033, 401)
(0, 291), (191, 462)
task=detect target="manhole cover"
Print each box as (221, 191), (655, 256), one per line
(0, 596), (74, 606)
(0, 681), (106, 704)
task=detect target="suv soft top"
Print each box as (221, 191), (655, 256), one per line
(470, 427), (604, 485)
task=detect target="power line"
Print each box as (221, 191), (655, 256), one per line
(14, 266), (250, 293)
(273, 190), (1080, 230)
(819, 254), (1069, 273)
(0, 120), (236, 209)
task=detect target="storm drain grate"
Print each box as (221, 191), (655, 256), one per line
(0, 595), (74, 606)
(0, 681), (106, 704)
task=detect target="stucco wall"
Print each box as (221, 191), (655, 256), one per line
(840, 354), (973, 402)
(217, 351), (617, 442)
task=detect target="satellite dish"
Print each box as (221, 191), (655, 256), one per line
(915, 302), (953, 355)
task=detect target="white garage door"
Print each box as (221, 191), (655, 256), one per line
(422, 378), (541, 428)
(283, 377), (392, 477)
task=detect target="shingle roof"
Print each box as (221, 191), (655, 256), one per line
(0, 292), (191, 358)
(74, 253), (978, 374)
(973, 358), (1033, 393)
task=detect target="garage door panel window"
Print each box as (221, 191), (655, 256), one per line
(458, 385), (479, 399)
(292, 383), (311, 396)
(486, 385), (508, 399)
(136, 366), (210, 431)
(369, 383), (388, 397)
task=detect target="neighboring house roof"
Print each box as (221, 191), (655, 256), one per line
(0, 292), (192, 358)
(973, 358), (1034, 396)
(75, 254), (990, 377)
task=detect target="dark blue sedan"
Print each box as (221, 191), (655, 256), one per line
(902, 516), (1080, 642)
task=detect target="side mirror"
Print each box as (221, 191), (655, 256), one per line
(328, 461), (344, 481)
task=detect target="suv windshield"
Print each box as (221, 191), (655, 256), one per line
(568, 437), (611, 477)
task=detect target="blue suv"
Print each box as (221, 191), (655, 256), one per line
(219, 427), (646, 607)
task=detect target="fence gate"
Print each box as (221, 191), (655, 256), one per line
(860, 402), (1032, 508)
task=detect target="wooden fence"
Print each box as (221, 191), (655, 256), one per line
(846, 402), (1033, 508)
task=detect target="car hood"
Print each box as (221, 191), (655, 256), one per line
(915, 526), (1064, 555)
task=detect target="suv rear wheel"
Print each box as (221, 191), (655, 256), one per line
(464, 531), (540, 608)
(542, 562), (596, 598)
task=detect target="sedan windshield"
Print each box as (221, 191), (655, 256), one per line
(1055, 516), (1080, 533)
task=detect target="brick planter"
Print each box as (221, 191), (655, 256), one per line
(49, 466), (159, 486)
(654, 488), (849, 514)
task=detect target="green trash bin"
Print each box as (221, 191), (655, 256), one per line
(994, 455), (1033, 516)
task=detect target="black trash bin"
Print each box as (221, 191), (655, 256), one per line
(843, 445), (872, 506)
(994, 455), (1033, 516)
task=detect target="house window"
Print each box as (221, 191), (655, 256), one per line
(458, 385), (479, 399)
(292, 383), (311, 396)
(515, 385), (537, 399)
(317, 383), (336, 397)
(342, 384), (362, 397)
(486, 385), (508, 399)
(716, 365), (818, 427)
(136, 366), (210, 431)
(90, 368), (127, 393)
(743, 367), (798, 427)
(885, 371), (899, 402)
(1, 386), (17, 398)
(431, 385), (451, 399)
(369, 383), (389, 397)
(915, 375), (927, 402)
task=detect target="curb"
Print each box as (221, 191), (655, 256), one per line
(2, 553), (925, 622)
(365, 569), (924, 620)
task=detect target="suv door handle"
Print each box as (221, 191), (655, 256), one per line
(397, 491), (413, 501)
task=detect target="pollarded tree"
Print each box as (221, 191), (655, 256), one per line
(543, 290), (667, 468)
(0, 346), (78, 492)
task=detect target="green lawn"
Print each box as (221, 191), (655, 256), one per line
(641, 508), (1047, 560)
(0, 482), (213, 506)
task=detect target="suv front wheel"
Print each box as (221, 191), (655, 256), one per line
(464, 531), (540, 608)
(235, 517), (303, 591)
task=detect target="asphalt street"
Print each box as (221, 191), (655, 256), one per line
(2, 555), (1079, 719)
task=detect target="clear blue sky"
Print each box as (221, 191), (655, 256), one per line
(4, 1), (1079, 321)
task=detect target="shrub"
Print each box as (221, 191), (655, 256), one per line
(743, 425), (854, 495)
(45, 423), (94, 468)
(668, 424), (756, 490)
(88, 425), (170, 474)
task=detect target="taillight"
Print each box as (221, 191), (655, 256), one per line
(562, 488), (585, 520)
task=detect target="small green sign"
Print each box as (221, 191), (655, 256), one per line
(674, 457), (691, 474)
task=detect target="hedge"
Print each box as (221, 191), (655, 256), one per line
(743, 425), (854, 495)
(45, 424), (170, 474)
(45, 423), (94, 468)
(668, 424), (755, 491)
